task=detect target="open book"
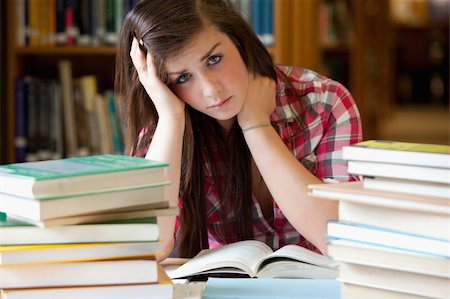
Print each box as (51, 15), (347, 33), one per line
(169, 240), (338, 279)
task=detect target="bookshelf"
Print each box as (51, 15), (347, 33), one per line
(4, 0), (279, 163)
(4, 1), (449, 164)
(276, 0), (449, 145)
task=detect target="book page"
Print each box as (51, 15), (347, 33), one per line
(257, 244), (339, 271)
(169, 240), (273, 278)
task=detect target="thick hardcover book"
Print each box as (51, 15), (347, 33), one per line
(170, 240), (338, 279)
(327, 221), (450, 258)
(342, 140), (450, 168)
(347, 160), (450, 184)
(0, 183), (168, 224)
(0, 259), (158, 289)
(0, 215), (159, 245)
(0, 241), (162, 265)
(0, 154), (168, 198)
(341, 283), (430, 299)
(308, 181), (449, 213)
(338, 200), (450, 241)
(363, 176), (450, 199)
(328, 238), (450, 278)
(0, 265), (173, 299)
(339, 262), (449, 299)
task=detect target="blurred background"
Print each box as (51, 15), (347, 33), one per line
(0, 0), (449, 164)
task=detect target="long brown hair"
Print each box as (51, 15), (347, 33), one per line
(115, 0), (276, 257)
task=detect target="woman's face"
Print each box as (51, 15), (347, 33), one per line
(166, 25), (249, 130)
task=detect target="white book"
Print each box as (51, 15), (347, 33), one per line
(328, 239), (450, 278)
(339, 262), (450, 299)
(347, 160), (450, 184)
(363, 177), (450, 199)
(342, 140), (450, 169)
(341, 282), (438, 299)
(0, 184), (167, 223)
(0, 241), (162, 265)
(0, 216), (158, 245)
(339, 200), (450, 241)
(0, 265), (172, 299)
(308, 181), (450, 214)
(0, 260), (157, 289)
(327, 221), (450, 257)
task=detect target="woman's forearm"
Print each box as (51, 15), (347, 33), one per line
(146, 115), (185, 259)
(243, 126), (338, 254)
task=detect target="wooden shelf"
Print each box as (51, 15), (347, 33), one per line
(14, 46), (117, 56)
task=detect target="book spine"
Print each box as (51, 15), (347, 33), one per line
(14, 76), (28, 163)
(58, 60), (78, 157)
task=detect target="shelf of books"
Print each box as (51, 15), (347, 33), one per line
(5, 0), (278, 164)
(309, 140), (450, 299)
(0, 154), (177, 297)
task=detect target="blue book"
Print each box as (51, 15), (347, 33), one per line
(327, 221), (450, 258)
(202, 278), (340, 299)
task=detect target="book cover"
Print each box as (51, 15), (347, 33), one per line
(0, 154), (168, 198)
(0, 241), (162, 266)
(342, 140), (450, 168)
(0, 216), (159, 245)
(327, 221), (450, 258)
(203, 278), (340, 299)
(308, 181), (449, 214)
(328, 238), (450, 278)
(0, 259), (158, 289)
(170, 240), (338, 279)
(339, 200), (450, 241)
(0, 265), (173, 299)
(339, 262), (449, 299)
(363, 176), (450, 199)
(0, 182), (168, 223)
(12, 204), (176, 228)
(341, 282), (430, 299)
(347, 160), (450, 184)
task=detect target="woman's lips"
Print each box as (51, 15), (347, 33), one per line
(209, 97), (231, 109)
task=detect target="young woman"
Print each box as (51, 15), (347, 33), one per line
(115, 0), (362, 259)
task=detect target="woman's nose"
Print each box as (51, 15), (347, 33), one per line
(200, 72), (221, 98)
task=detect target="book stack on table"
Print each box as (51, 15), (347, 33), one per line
(309, 140), (450, 299)
(0, 155), (175, 298)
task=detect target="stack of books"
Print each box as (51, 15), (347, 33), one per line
(0, 154), (176, 298)
(308, 140), (450, 299)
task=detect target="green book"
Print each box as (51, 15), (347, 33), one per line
(0, 154), (169, 198)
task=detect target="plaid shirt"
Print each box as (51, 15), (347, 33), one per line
(174, 66), (362, 253)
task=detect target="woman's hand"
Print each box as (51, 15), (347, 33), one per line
(237, 73), (276, 128)
(130, 38), (185, 119)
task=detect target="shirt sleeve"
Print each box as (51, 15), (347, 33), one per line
(315, 80), (363, 182)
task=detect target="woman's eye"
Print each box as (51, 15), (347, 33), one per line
(207, 55), (222, 66)
(176, 73), (191, 84)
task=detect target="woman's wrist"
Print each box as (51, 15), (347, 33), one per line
(241, 121), (272, 133)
